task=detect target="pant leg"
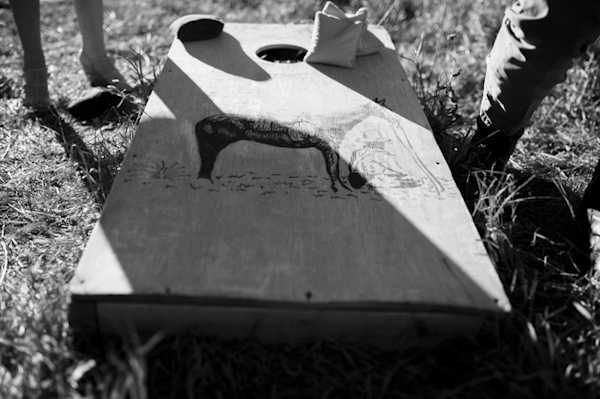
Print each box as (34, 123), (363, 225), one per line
(480, 0), (600, 132)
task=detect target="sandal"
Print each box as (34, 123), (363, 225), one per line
(79, 50), (132, 92)
(23, 68), (51, 109)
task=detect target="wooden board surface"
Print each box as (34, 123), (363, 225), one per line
(70, 23), (510, 343)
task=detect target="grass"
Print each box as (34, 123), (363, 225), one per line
(1, 0), (600, 397)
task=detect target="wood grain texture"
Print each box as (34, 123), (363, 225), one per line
(70, 24), (510, 342)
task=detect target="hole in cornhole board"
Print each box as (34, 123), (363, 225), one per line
(256, 45), (307, 63)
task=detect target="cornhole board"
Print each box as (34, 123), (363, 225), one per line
(69, 23), (511, 347)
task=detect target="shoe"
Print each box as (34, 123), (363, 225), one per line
(471, 116), (524, 170)
(577, 160), (600, 276)
(586, 209), (600, 277)
(581, 160), (600, 211)
(79, 50), (132, 92)
(23, 68), (51, 109)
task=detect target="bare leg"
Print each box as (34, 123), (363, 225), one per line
(72, 0), (107, 60)
(9, 0), (51, 107)
(73, 0), (131, 91)
(8, 0), (45, 69)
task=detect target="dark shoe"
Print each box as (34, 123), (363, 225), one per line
(79, 50), (132, 92)
(586, 209), (600, 276)
(579, 160), (600, 276)
(581, 160), (600, 211)
(471, 116), (524, 170)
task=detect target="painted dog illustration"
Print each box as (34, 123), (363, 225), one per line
(193, 102), (437, 193)
(195, 114), (351, 192)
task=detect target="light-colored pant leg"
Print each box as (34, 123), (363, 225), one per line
(480, 0), (600, 132)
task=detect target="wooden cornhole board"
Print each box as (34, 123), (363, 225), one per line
(69, 23), (510, 347)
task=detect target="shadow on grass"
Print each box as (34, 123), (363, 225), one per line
(426, 149), (598, 398)
(32, 107), (114, 206)
(439, 133), (591, 273)
(77, 330), (492, 399)
(457, 160), (590, 275)
(511, 171), (590, 272)
(142, 333), (484, 399)
(449, 149), (592, 302)
(66, 88), (139, 124)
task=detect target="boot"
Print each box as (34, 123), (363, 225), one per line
(471, 116), (525, 170)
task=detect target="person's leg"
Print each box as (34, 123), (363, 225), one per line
(475, 0), (600, 167)
(73, 0), (131, 91)
(9, 0), (45, 69)
(8, 0), (51, 107)
(477, 0), (600, 273)
(73, 0), (107, 60)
